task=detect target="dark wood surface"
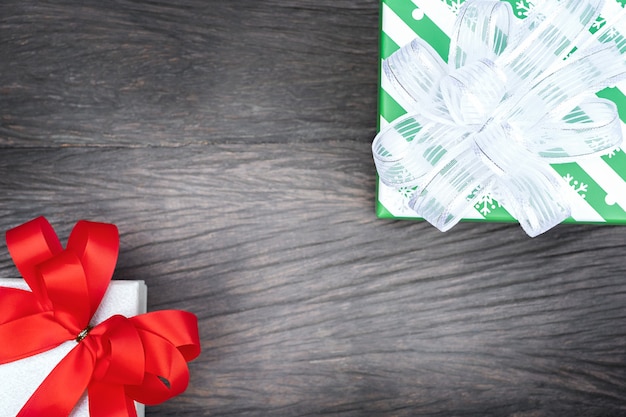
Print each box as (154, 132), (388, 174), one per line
(1, 1), (626, 416)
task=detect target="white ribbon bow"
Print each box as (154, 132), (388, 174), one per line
(373, 0), (626, 236)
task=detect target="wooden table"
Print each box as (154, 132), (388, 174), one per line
(1, 1), (625, 416)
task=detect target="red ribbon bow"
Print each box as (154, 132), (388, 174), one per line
(0, 217), (201, 417)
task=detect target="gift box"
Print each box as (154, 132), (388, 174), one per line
(375, 0), (626, 230)
(0, 217), (200, 417)
(0, 279), (147, 417)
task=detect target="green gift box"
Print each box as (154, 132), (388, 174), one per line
(376, 0), (626, 226)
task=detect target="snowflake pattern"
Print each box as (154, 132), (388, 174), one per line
(607, 26), (622, 41)
(442, 0), (463, 15)
(515, 0), (536, 18)
(398, 185), (418, 200)
(605, 147), (622, 158)
(592, 18), (622, 41)
(474, 193), (500, 216)
(591, 16), (606, 31)
(442, 0), (539, 19)
(563, 173), (589, 199)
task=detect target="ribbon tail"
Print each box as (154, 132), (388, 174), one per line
(0, 287), (40, 324)
(17, 345), (94, 417)
(88, 381), (137, 417)
(0, 313), (71, 364)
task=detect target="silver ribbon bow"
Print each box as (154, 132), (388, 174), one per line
(373, 0), (626, 236)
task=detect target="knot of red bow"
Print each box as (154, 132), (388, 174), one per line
(0, 217), (201, 417)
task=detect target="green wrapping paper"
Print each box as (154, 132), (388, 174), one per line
(376, 0), (626, 225)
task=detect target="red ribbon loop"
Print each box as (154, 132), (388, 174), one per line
(0, 217), (201, 417)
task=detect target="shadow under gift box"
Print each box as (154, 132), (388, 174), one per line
(0, 279), (147, 417)
(376, 0), (626, 226)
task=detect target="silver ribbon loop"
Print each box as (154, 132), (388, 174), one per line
(373, 0), (624, 236)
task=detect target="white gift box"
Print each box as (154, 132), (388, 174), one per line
(0, 279), (147, 417)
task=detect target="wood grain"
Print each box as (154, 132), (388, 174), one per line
(1, 0), (626, 416)
(0, 0), (378, 146)
(0, 146), (625, 416)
